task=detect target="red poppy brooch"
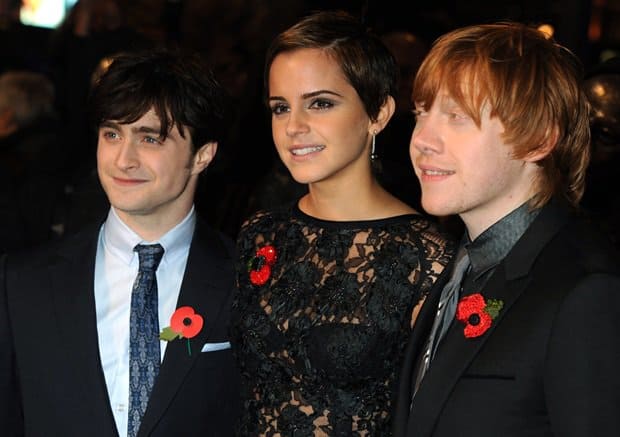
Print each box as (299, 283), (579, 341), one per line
(456, 293), (504, 338)
(248, 245), (277, 286)
(160, 306), (204, 356)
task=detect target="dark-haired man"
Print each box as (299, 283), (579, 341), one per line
(1, 48), (240, 437)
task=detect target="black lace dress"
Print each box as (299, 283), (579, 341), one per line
(232, 203), (453, 436)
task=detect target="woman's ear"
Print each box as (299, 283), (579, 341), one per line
(369, 95), (396, 134)
(191, 142), (218, 174)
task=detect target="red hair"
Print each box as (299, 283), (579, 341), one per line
(414, 22), (590, 207)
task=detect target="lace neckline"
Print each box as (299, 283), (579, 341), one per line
(292, 201), (422, 228)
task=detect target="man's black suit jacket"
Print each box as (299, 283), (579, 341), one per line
(393, 199), (620, 437)
(0, 217), (240, 436)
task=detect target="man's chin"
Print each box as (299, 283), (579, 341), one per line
(421, 199), (455, 217)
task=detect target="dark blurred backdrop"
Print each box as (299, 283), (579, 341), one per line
(0, 0), (619, 245)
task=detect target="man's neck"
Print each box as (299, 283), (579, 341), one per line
(113, 205), (194, 242)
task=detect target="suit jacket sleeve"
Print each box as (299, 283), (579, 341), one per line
(546, 272), (620, 436)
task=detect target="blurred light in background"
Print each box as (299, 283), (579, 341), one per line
(20, 0), (78, 29)
(537, 23), (554, 39)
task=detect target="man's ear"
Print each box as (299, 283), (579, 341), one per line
(369, 95), (396, 134)
(524, 126), (558, 163)
(191, 142), (218, 174)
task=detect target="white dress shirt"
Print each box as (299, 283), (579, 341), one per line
(94, 207), (195, 437)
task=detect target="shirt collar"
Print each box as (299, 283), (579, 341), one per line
(464, 200), (540, 280)
(102, 206), (196, 266)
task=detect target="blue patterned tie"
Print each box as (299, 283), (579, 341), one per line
(128, 243), (164, 437)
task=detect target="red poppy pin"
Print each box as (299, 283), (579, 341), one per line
(456, 293), (504, 338)
(248, 245), (277, 286)
(160, 306), (204, 356)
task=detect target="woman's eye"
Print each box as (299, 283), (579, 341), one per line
(309, 98), (334, 110)
(270, 103), (289, 115)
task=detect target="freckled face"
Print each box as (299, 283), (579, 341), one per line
(96, 109), (200, 224)
(267, 48), (373, 186)
(410, 92), (538, 235)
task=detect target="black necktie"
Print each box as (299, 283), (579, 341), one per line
(128, 243), (164, 437)
(413, 246), (470, 396)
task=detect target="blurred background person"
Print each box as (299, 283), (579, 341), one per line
(581, 56), (620, 250)
(0, 69), (65, 253)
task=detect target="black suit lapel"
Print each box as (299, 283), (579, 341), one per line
(49, 225), (119, 434)
(139, 221), (234, 435)
(407, 200), (570, 436)
(407, 264), (532, 435)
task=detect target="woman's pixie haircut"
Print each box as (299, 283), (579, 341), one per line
(263, 10), (398, 122)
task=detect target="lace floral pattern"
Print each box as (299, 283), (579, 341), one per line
(232, 203), (453, 436)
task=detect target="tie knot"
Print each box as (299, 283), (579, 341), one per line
(134, 244), (165, 272)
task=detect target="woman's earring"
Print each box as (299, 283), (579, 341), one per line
(370, 130), (382, 173)
(370, 130), (378, 161)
